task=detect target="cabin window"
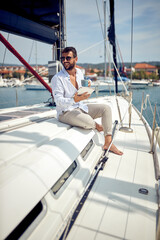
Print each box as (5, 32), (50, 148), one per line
(52, 161), (77, 195)
(81, 139), (94, 159)
(5, 201), (45, 240)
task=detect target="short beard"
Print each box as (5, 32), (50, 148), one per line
(63, 62), (75, 71)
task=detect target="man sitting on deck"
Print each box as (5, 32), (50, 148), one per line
(51, 47), (123, 155)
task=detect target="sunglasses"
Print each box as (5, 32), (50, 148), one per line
(60, 56), (74, 62)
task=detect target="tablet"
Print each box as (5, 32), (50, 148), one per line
(77, 87), (95, 95)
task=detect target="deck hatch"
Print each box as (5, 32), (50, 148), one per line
(0, 115), (17, 121)
(52, 161), (77, 195)
(81, 139), (94, 159)
(5, 201), (43, 240)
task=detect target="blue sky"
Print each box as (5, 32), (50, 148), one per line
(0, 0), (160, 65)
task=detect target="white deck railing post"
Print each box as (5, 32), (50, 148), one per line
(150, 104), (156, 153)
(119, 92), (133, 133)
(140, 92), (144, 119)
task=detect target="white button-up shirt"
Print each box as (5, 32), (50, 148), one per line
(51, 67), (88, 118)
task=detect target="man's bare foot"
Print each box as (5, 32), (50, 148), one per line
(103, 143), (123, 155)
(95, 123), (103, 132)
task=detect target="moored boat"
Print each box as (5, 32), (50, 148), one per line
(129, 79), (149, 89)
(153, 80), (160, 86)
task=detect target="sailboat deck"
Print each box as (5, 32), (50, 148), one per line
(0, 96), (158, 240)
(67, 96), (158, 240)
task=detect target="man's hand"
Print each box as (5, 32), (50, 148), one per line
(74, 92), (91, 102)
(88, 80), (91, 87)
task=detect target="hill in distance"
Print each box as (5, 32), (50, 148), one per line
(78, 61), (160, 70)
(1, 61), (160, 69)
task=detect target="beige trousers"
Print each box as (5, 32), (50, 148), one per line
(59, 104), (112, 136)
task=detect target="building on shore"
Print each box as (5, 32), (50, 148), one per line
(0, 65), (48, 80)
(134, 63), (158, 76)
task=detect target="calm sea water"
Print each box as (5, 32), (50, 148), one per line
(0, 86), (160, 127)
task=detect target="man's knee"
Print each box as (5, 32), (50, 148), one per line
(102, 104), (111, 115)
(80, 118), (95, 130)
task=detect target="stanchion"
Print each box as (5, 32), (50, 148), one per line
(150, 104), (156, 153)
(119, 92), (133, 133)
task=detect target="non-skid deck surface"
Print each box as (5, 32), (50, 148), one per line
(0, 107), (53, 122)
(67, 97), (157, 240)
(0, 104), (56, 132)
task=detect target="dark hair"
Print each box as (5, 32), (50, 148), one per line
(62, 47), (77, 58)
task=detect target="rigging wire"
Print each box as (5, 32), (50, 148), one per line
(142, 93), (160, 128)
(28, 40), (35, 64)
(157, 107), (160, 125)
(106, 41), (129, 94)
(1, 33), (10, 69)
(95, 0), (104, 38)
(79, 0), (106, 56)
(116, 37), (126, 76)
(78, 40), (104, 55)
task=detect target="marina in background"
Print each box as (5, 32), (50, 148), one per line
(1, 0), (160, 239)
(0, 85), (160, 129)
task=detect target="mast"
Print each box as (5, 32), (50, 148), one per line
(130, 0), (134, 83)
(108, 0), (118, 93)
(58, 0), (66, 60)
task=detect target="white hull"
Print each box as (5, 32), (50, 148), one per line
(128, 80), (149, 89)
(153, 82), (160, 86)
(0, 95), (159, 240)
(91, 81), (128, 92)
(25, 78), (50, 90)
(25, 84), (49, 90)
